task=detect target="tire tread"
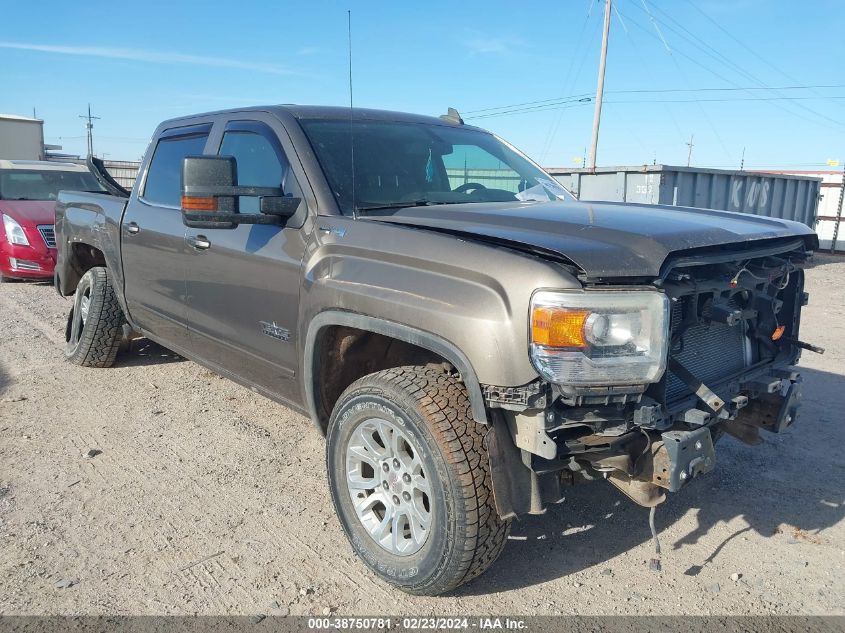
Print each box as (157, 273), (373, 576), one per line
(333, 365), (510, 595)
(66, 267), (124, 368)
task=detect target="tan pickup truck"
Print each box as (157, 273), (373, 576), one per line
(55, 105), (818, 595)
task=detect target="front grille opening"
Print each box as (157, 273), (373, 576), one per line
(666, 294), (749, 403)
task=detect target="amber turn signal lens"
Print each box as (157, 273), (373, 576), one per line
(772, 325), (786, 341)
(181, 195), (217, 211)
(531, 307), (590, 348)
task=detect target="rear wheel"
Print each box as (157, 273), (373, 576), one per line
(64, 267), (125, 367)
(326, 366), (510, 595)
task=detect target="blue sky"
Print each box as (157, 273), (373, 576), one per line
(2, 0), (843, 169)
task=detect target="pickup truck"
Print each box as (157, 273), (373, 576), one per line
(55, 105), (818, 595)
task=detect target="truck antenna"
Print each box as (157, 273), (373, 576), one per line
(348, 9), (357, 220)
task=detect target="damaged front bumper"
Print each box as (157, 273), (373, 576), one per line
(487, 248), (817, 520)
(487, 370), (804, 519)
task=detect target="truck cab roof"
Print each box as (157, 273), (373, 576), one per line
(157, 104), (482, 131)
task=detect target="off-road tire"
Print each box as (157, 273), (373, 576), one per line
(64, 267), (124, 368)
(326, 366), (510, 595)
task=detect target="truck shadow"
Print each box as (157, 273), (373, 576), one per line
(803, 252), (844, 270)
(457, 365), (845, 595)
(117, 338), (184, 367)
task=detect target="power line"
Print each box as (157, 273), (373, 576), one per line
(623, 0), (845, 132)
(637, 0), (734, 163)
(611, 0), (684, 153)
(465, 84), (845, 118)
(610, 96), (845, 104)
(684, 0), (842, 112)
(654, 1), (845, 130)
(615, 84), (845, 95)
(465, 93), (845, 121)
(466, 98), (593, 120)
(613, 5), (844, 133)
(464, 92), (592, 115)
(538, 0), (597, 163)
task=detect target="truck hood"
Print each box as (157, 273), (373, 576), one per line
(0, 200), (57, 226)
(366, 199), (817, 280)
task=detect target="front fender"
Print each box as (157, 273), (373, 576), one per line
(304, 311), (489, 427)
(298, 217), (581, 389)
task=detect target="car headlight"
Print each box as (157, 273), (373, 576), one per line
(529, 289), (669, 386)
(2, 214), (30, 246)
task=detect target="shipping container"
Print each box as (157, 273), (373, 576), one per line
(755, 169), (844, 252)
(547, 165), (821, 229)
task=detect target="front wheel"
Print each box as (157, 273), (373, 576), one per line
(64, 267), (125, 367)
(326, 366), (510, 595)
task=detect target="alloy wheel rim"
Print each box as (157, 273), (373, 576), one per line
(68, 288), (91, 347)
(345, 417), (432, 556)
(79, 295), (90, 325)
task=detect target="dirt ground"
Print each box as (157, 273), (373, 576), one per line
(0, 256), (843, 617)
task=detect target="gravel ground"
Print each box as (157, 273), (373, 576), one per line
(0, 255), (843, 616)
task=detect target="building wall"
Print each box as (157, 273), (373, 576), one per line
(0, 117), (44, 160)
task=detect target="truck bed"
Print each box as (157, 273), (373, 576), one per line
(54, 190), (128, 297)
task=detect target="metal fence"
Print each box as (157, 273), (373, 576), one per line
(102, 160), (141, 191)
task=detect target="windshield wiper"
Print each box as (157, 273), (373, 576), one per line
(355, 199), (447, 214)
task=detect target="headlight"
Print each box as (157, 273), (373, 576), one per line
(529, 289), (669, 386)
(2, 214), (30, 246)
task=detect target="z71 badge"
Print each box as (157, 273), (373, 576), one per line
(260, 321), (290, 341)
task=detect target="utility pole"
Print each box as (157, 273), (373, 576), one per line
(740, 147), (746, 171)
(78, 104), (100, 158)
(588, 0), (612, 169)
(685, 134), (694, 167)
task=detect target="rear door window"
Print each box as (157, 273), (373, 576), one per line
(142, 125), (211, 208)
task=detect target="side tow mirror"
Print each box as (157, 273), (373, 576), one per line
(180, 155), (301, 228)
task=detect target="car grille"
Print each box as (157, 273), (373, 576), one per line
(37, 224), (56, 249)
(665, 300), (748, 403)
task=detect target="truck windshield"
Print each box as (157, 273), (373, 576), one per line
(0, 170), (105, 201)
(298, 118), (571, 214)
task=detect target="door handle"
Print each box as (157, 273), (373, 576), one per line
(125, 222), (140, 235)
(187, 235), (211, 251)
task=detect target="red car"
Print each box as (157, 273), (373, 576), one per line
(0, 160), (104, 281)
